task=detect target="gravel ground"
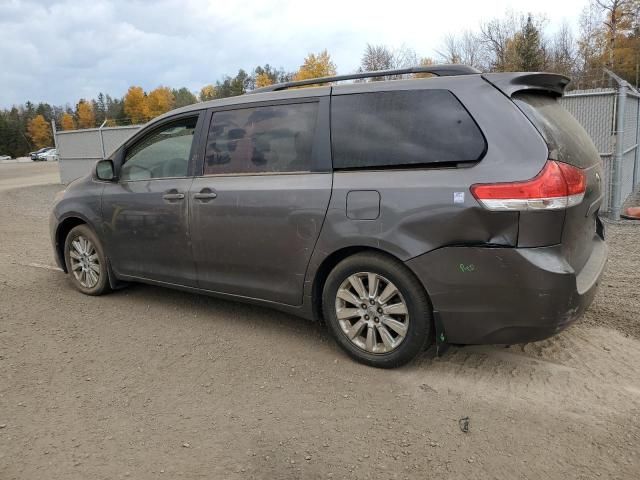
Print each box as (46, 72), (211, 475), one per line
(0, 162), (60, 192)
(583, 219), (640, 340)
(1, 163), (639, 479)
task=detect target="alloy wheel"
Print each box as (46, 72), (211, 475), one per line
(334, 272), (410, 354)
(69, 235), (101, 289)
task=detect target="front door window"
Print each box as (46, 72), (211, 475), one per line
(120, 117), (198, 181)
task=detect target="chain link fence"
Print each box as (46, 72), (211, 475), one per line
(54, 123), (141, 183)
(622, 90), (640, 209)
(560, 71), (640, 219)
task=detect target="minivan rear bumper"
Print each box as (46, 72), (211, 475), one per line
(405, 237), (607, 345)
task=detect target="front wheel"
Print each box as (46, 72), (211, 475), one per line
(322, 252), (432, 368)
(63, 224), (111, 296)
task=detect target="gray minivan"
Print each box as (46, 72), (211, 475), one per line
(50, 66), (607, 368)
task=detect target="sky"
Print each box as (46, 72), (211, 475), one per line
(0, 0), (588, 108)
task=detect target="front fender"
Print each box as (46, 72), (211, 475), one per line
(50, 178), (106, 271)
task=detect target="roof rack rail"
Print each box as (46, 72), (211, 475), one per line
(249, 64), (481, 94)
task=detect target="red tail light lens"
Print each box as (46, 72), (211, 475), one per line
(556, 161), (587, 197)
(470, 161), (586, 211)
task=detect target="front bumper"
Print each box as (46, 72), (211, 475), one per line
(406, 236), (607, 344)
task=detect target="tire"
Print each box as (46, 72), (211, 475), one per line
(63, 224), (111, 296)
(322, 252), (432, 368)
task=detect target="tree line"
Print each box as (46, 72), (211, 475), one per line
(1, 0), (639, 157)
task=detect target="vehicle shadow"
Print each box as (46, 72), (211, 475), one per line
(106, 281), (563, 368)
(59, 274), (620, 379)
(107, 281), (332, 345)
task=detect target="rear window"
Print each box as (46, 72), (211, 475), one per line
(513, 92), (600, 168)
(331, 90), (485, 169)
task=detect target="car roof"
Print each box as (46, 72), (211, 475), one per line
(154, 85), (332, 121)
(148, 72), (485, 127)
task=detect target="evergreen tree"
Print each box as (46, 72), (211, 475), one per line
(172, 87), (197, 108)
(94, 93), (107, 125)
(0, 111), (31, 157)
(35, 103), (54, 123)
(213, 70), (251, 98)
(105, 95), (126, 124)
(514, 15), (546, 71)
(24, 101), (35, 120)
(230, 69), (250, 96)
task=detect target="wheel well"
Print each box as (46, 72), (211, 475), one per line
(311, 246), (405, 323)
(55, 217), (86, 272)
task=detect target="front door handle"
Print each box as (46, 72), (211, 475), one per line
(163, 192), (185, 201)
(194, 189), (217, 201)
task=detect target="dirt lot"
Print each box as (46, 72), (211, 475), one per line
(0, 162), (60, 193)
(1, 163), (639, 480)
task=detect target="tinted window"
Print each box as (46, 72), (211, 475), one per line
(513, 92), (600, 169)
(204, 102), (318, 175)
(331, 90), (485, 169)
(121, 117), (198, 181)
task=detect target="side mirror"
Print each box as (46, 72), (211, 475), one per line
(96, 159), (116, 181)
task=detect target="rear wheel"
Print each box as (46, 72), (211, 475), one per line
(322, 252), (432, 368)
(64, 225), (110, 296)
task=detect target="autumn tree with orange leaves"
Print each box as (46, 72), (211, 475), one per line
(147, 87), (175, 118)
(60, 113), (76, 131)
(294, 50), (337, 83)
(11, 3), (640, 158)
(124, 86), (150, 124)
(27, 115), (52, 148)
(254, 72), (274, 88)
(76, 100), (96, 129)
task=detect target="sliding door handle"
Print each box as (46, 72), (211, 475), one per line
(194, 190), (217, 201)
(162, 193), (185, 201)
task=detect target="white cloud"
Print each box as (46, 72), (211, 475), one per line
(0, 0), (586, 107)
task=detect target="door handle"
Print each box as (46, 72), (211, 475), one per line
(194, 190), (217, 201)
(162, 192), (185, 201)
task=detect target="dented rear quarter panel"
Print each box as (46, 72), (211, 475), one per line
(405, 244), (588, 344)
(304, 75), (549, 296)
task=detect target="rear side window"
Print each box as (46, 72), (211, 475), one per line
(204, 102), (318, 175)
(331, 90), (485, 169)
(513, 92), (600, 169)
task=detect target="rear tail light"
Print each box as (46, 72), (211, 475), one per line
(470, 161), (586, 211)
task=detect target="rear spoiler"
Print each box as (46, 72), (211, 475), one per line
(482, 72), (571, 97)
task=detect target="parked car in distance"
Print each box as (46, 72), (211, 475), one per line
(50, 65), (607, 368)
(0, 155), (11, 161)
(30, 147), (54, 161)
(39, 148), (58, 161)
